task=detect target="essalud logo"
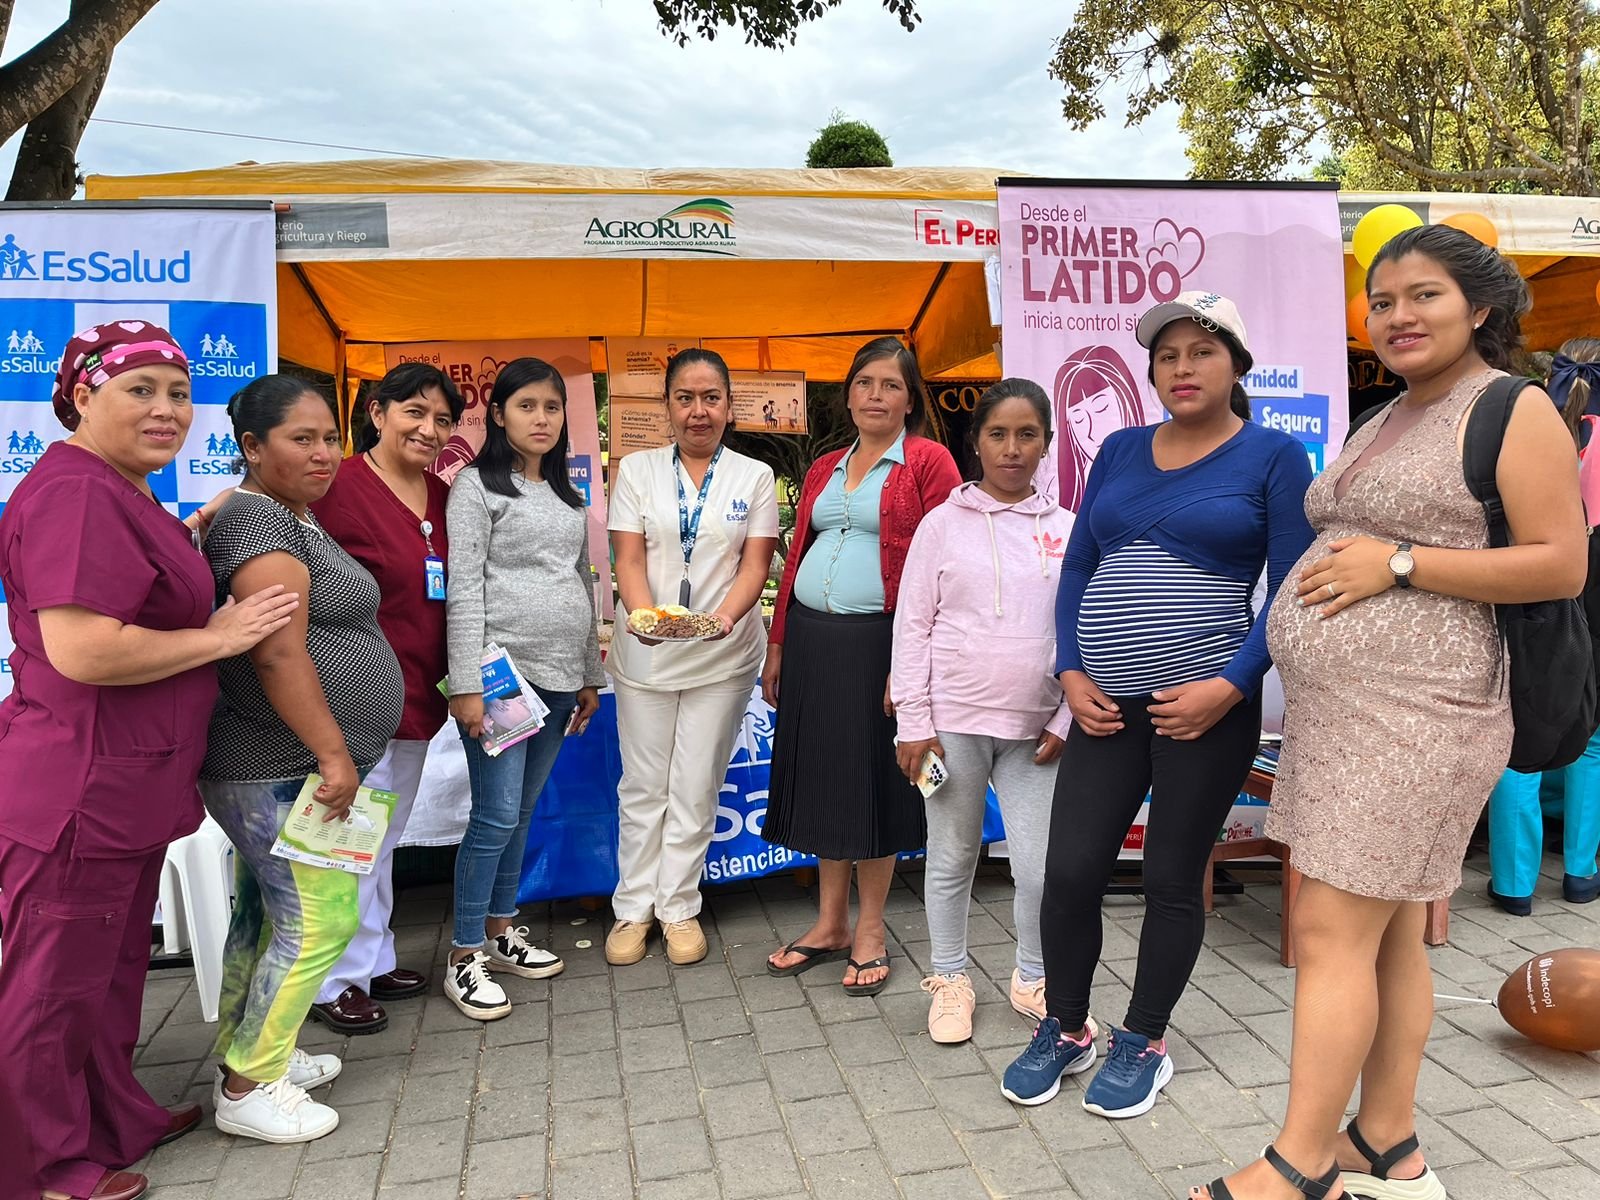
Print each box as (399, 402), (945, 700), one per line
(584, 198), (737, 255)
(2, 428), (48, 475)
(1, 327), (62, 377)
(189, 429), (243, 477)
(192, 331), (257, 379)
(0, 231), (191, 285)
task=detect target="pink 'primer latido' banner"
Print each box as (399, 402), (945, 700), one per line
(997, 181), (1348, 512)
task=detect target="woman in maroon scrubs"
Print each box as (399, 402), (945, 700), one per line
(306, 362), (461, 1034)
(0, 324), (297, 1200)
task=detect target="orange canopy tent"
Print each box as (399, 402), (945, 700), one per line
(87, 160), (1007, 396)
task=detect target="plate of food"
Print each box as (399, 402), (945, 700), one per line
(627, 605), (725, 642)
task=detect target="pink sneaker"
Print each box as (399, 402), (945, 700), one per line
(1009, 969), (1047, 1021)
(921, 973), (976, 1044)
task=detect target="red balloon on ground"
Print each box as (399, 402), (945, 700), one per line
(1496, 947), (1600, 1052)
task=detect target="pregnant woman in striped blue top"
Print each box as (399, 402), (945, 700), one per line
(1001, 292), (1314, 1119)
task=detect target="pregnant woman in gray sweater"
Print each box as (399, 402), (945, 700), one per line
(442, 357), (604, 1021)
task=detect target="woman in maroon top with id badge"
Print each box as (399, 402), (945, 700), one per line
(308, 363), (462, 1033)
(0, 324), (297, 1200)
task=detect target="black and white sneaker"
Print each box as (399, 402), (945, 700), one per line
(445, 950), (512, 1021)
(488, 925), (566, 979)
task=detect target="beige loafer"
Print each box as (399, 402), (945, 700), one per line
(660, 917), (708, 965)
(605, 919), (650, 965)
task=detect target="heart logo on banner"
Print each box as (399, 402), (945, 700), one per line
(1145, 218), (1206, 280)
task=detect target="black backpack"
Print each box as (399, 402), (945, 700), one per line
(1462, 377), (1599, 772)
(1348, 378), (1600, 772)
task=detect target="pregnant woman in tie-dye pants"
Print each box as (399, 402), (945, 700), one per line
(199, 375), (406, 1145)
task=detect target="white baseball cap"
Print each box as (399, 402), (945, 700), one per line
(1135, 291), (1253, 370)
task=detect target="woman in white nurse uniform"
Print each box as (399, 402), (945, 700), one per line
(605, 349), (780, 967)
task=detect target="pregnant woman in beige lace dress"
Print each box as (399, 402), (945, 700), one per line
(1192, 228), (1587, 1200)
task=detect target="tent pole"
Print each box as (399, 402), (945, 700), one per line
(287, 263), (352, 447)
(907, 262), (952, 349)
(334, 331), (352, 452)
(289, 263), (341, 349)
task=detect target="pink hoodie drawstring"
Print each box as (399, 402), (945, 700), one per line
(985, 508), (1051, 618)
(984, 511), (1003, 616)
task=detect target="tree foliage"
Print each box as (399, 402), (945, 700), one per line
(1049, 0), (1600, 194)
(0, 1), (923, 201)
(805, 110), (894, 168)
(654, 0), (918, 46)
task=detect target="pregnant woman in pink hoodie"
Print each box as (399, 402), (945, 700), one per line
(891, 378), (1075, 1044)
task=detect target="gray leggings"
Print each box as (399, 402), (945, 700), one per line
(924, 731), (1055, 978)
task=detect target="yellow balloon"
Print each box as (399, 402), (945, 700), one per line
(1352, 203), (1425, 268)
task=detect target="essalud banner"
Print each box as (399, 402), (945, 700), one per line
(0, 202), (278, 700)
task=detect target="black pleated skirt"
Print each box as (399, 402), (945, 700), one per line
(761, 604), (926, 859)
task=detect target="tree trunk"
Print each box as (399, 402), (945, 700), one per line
(5, 52), (109, 201)
(0, 0), (158, 151)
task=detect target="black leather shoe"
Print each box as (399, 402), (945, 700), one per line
(1564, 873), (1600, 904)
(307, 985), (389, 1034)
(369, 968), (429, 1000)
(1488, 885), (1533, 916)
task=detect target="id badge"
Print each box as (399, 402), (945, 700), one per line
(425, 556), (447, 601)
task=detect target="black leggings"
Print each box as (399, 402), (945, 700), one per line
(1039, 690), (1262, 1040)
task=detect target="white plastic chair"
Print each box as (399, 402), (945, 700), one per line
(157, 815), (235, 1022)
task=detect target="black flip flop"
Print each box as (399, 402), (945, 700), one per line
(842, 955), (891, 997)
(766, 941), (850, 977)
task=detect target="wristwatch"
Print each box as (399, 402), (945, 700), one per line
(1388, 542), (1416, 589)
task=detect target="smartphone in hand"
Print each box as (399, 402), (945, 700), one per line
(916, 750), (949, 798)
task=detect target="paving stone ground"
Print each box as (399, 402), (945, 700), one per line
(134, 847), (1600, 1198)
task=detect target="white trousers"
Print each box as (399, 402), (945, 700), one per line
(315, 738), (428, 1003)
(612, 674), (752, 923)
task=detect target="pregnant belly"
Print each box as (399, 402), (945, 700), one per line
(1266, 552), (1501, 701)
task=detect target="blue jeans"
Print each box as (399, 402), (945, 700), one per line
(1488, 723), (1600, 895)
(452, 688), (576, 949)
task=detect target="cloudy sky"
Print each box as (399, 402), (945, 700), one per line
(1, 0), (1187, 184)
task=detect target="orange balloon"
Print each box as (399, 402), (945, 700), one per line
(1496, 947), (1600, 1052)
(1441, 211), (1499, 248)
(1346, 290), (1373, 348)
(1343, 255), (1367, 301)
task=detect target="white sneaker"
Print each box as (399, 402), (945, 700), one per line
(214, 1074), (339, 1144)
(487, 926), (565, 979)
(287, 1046), (342, 1090)
(446, 950), (512, 1020)
(210, 1049), (340, 1110)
